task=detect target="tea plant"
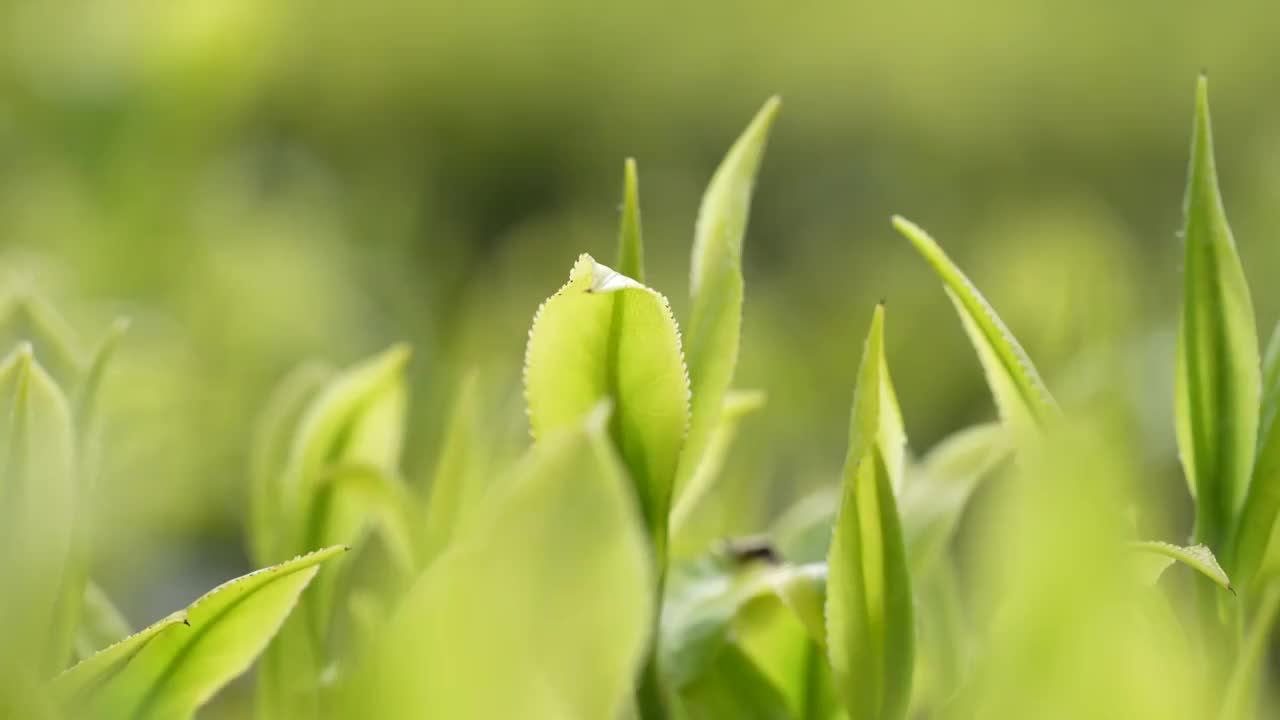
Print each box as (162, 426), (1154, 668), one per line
(3, 74), (1279, 720)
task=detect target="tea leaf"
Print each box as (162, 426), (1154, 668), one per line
(0, 344), (77, 676)
(893, 216), (1057, 435)
(617, 158), (645, 283)
(678, 98), (780, 494)
(901, 423), (1009, 578)
(1232, 323), (1280, 584)
(80, 546), (345, 719)
(74, 582), (135, 662)
(1131, 541), (1233, 593)
(352, 405), (652, 719)
(1175, 76), (1260, 554)
(248, 362), (333, 567)
(421, 370), (488, 565)
(671, 389), (766, 541)
(676, 644), (793, 720)
(51, 611), (188, 705)
(525, 254), (689, 560)
(825, 306), (914, 720)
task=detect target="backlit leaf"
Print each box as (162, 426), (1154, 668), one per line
(1132, 540), (1233, 593)
(80, 546), (345, 719)
(894, 216), (1057, 435)
(351, 405), (652, 719)
(1174, 75), (1260, 553)
(825, 306), (914, 720)
(525, 254), (689, 560)
(678, 98), (780, 496)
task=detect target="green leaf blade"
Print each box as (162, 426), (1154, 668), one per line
(83, 546), (346, 719)
(525, 254), (690, 557)
(1175, 75), (1260, 554)
(678, 98), (780, 493)
(352, 406), (653, 719)
(1132, 540), (1233, 593)
(617, 158), (646, 283)
(893, 216), (1057, 434)
(825, 306), (914, 720)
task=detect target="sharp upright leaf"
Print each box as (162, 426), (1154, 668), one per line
(893, 216), (1057, 435)
(525, 254), (689, 559)
(617, 158), (646, 283)
(1174, 75), (1260, 553)
(678, 98), (780, 493)
(80, 546), (346, 719)
(825, 306), (914, 720)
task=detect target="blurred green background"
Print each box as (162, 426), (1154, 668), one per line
(2, 0), (1278, 628)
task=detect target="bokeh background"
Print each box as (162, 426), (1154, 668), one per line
(2, 0), (1278, 646)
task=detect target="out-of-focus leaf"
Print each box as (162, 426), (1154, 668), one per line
(0, 344), (77, 676)
(525, 254), (689, 559)
(1172, 76), (1259, 554)
(900, 423), (1008, 577)
(1221, 580), (1280, 719)
(912, 564), (968, 714)
(74, 582), (135, 662)
(894, 216), (1057, 435)
(311, 463), (416, 578)
(81, 546), (345, 719)
(283, 345), (410, 553)
(248, 362), (334, 567)
(1236, 331), (1280, 588)
(0, 294), (84, 388)
(771, 488), (839, 564)
(663, 553), (813, 689)
(617, 158), (645, 282)
(421, 371), (488, 565)
(675, 644), (792, 720)
(671, 389), (766, 542)
(51, 611), (188, 705)
(351, 405), (652, 719)
(825, 306), (914, 720)
(72, 317), (128, 451)
(1131, 541), (1233, 593)
(678, 98), (780, 494)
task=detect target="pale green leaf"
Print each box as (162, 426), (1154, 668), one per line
(72, 317), (128, 463)
(51, 611), (187, 706)
(282, 345), (410, 553)
(825, 306), (914, 720)
(74, 583), (135, 662)
(675, 644), (792, 720)
(525, 254), (689, 558)
(1232, 327), (1280, 586)
(421, 370), (489, 565)
(248, 362), (333, 567)
(1174, 76), (1260, 553)
(671, 389), (766, 542)
(0, 294), (84, 388)
(0, 344), (77, 676)
(900, 423), (1009, 578)
(617, 157), (645, 283)
(1131, 540), (1233, 593)
(678, 98), (780, 495)
(350, 405), (652, 719)
(82, 545), (346, 719)
(893, 216), (1057, 435)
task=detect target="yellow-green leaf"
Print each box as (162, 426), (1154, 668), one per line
(351, 405), (652, 719)
(525, 254), (689, 559)
(678, 98), (780, 496)
(51, 611), (188, 705)
(825, 306), (914, 720)
(1175, 75), (1260, 554)
(1237, 323), (1280, 584)
(893, 216), (1057, 435)
(670, 389), (766, 542)
(0, 344), (77, 676)
(421, 371), (489, 565)
(1132, 540), (1233, 594)
(617, 158), (645, 283)
(81, 546), (346, 719)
